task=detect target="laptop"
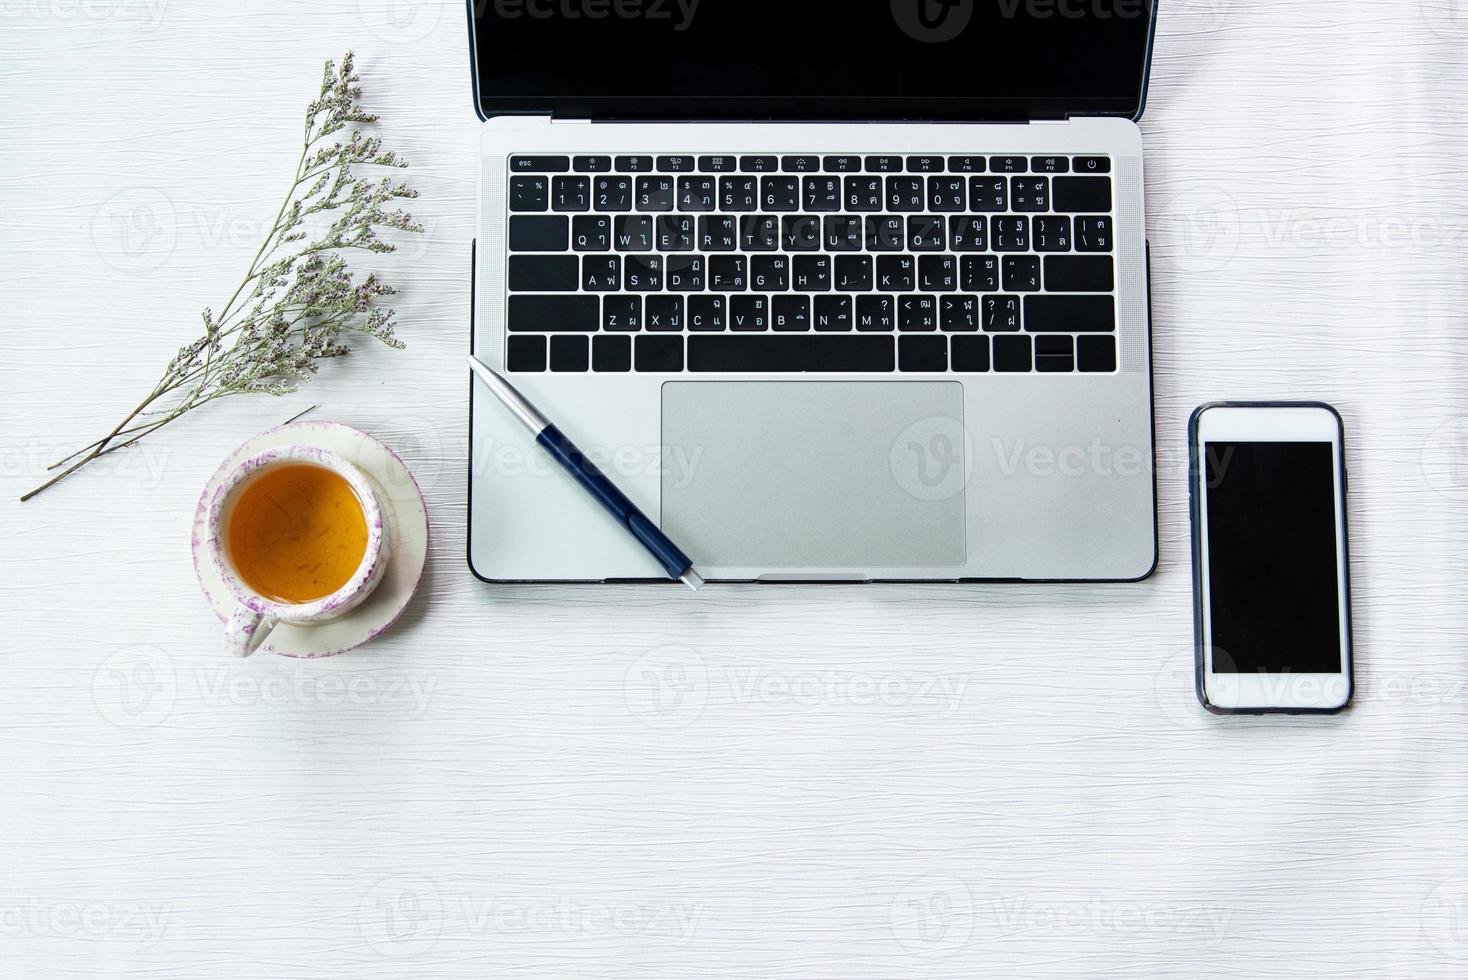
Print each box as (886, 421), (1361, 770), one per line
(467, 0), (1159, 584)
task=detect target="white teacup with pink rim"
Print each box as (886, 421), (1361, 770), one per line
(205, 445), (392, 657)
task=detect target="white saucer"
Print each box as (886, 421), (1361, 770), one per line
(191, 421), (429, 658)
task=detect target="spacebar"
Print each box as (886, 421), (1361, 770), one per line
(688, 336), (895, 373)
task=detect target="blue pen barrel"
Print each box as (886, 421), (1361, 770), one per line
(535, 424), (694, 581)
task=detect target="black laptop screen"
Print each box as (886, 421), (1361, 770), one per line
(469, 0), (1157, 120)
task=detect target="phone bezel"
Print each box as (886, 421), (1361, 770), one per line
(1190, 403), (1353, 714)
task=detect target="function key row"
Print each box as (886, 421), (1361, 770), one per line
(506, 332), (1117, 375)
(511, 155), (1111, 175)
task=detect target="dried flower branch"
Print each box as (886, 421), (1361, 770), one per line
(22, 52), (420, 502)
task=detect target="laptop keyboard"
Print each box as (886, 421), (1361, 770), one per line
(503, 154), (1117, 375)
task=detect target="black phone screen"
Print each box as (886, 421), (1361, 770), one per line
(1203, 442), (1343, 675)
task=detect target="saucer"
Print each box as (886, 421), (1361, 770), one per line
(191, 421), (429, 658)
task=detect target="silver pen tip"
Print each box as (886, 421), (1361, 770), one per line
(679, 568), (705, 592)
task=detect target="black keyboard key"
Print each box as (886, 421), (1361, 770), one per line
(857, 295), (896, 331)
(845, 176), (883, 212)
(907, 155), (944, 173)
(1044, 255), (1114, 292)
(814, 295), (853, 331)
(877, 254), (915, 291)
(803, 176), (842, 212)
(1077, 335), (1117, 372)
(782, 155), (820, 173)
(1010, 177), (1049, 212)
(624, 254), (664, 291)
(699, 215), (738, 251)
(899, 295), (938, 332)
(636, 335), (683, 372)
(720, 176), (758, 212)
(593, 175), (632, 212)
(688, 335), (894, 372)
(751, 255), (789, 291)
(951, 335), (990, 371)
(741, 155), (778, 173)
(511, 155), (569, 173)
(636, 176), (675, 212)
(1075, 216), (1112, 252)
(992, 215), (1029, 251)
(961, 255), (999, 292)
(866, 216), (905, 252)
(509, 215), (568, 252)
(772, 295), (811, 331)
(983, 295), (1021, 332)
(1002, 255), (1041, 292)
(1031, 156), (1069, 174)
(991, 155), (1026, 174)
(615, 215), (654, 251)
(824, 155), (862, 173)
(865, 155), (903, 173)
(645, 296), (684, 331)
(552, 176), (590, 212)
(969, 177), (1007, 211)
(928, 176), (966, 212)
(1024, 295), (1115, 332)
(730, 295), (769, 331)
(1033, 216), (1071, 252)
(949, 155), (985, 174)
(506, 335), (546, 372)
(574, 155), (612, 173)
(572, 215), (611, 251)
(993, 334), (1032, 372)
(550, 335), (589, 372)
(509, 255), (578, 292)
(678, 176), (716, 212)
(710, 255), (747, 291)
(886, 177), (924, 211)
(949, 215), (986, 251)
(835, 254), (873, 291)
(657, 155), (696, 172)
(581, 256), (621, 291)
(615, 155), (654, 173)
(1035, 335), (1075, 373)
(823, 215), (864, 252)
(919, 255), (957, 291)
(761, 176), (800, 211)
(509, 176), (548, 212)
(1073, 156), (1111, 174)
(688, 295), (727, 331)
(908, 215), (945, 251)
(508, 295), (598, 332)
(593, 334), (632, 372)
(740, 215), (780, 252)
(900, 335), (947, 371)
(655, 215), (695, 251)
(1054, 176), (1112, 213)
(941, 295), (980, 332)
(603, 296), (642, 332)
(781, 215), (821, 251)
(699, 154), (738, 173)
(793, 254), (831, 291)
(666, 254), (706, 291)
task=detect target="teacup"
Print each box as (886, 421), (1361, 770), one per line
(205, 445), (392, 657)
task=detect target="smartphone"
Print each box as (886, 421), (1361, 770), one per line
(1189, 402), (1353, 715)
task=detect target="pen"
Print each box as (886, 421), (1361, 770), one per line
(466, 355), (704, 591)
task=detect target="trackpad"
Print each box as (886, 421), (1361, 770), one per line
(661, 382), (966, 570)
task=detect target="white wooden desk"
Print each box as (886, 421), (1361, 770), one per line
(4, 1), (1468, 976)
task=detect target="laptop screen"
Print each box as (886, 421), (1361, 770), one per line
(469, 0), (1156, 121)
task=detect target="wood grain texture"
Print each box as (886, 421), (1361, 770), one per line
(3, 1), (1468, 976)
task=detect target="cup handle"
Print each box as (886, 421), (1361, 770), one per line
(225, 607), (279, 658)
